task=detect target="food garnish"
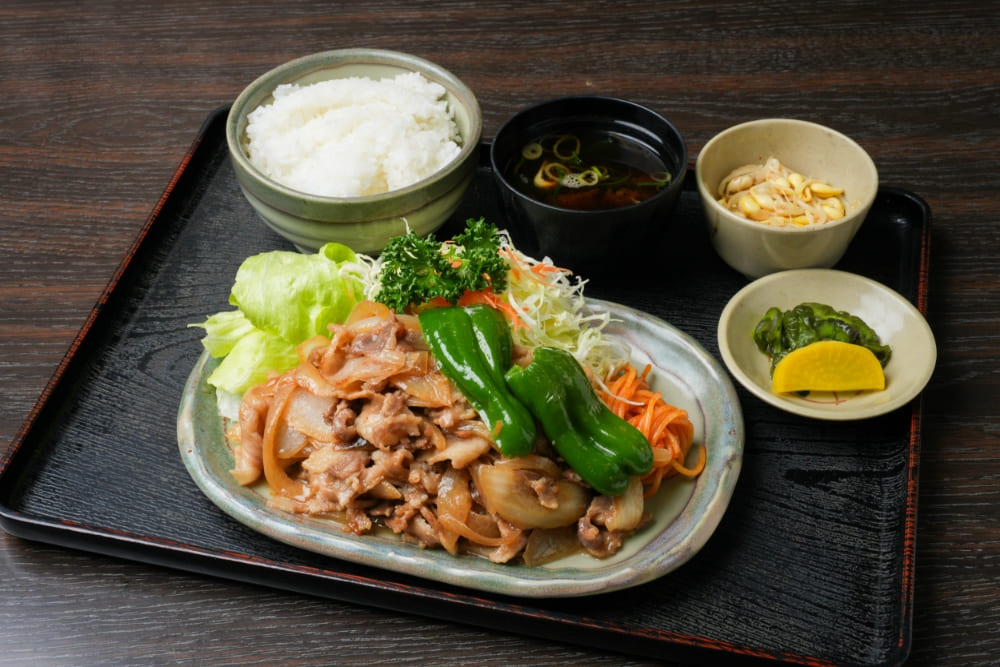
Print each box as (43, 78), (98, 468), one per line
(601, 364), (700, 497)
(770, 340), (886, 394)
(717, 157), (849, 226)
(374, 217), (509, 313)
(753, 302), (891, 393)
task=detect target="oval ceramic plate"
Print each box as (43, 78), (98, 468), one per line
(718, 269), (936, 420)
(178, 299), (743, 598)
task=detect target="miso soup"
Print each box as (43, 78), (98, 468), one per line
(506, 130), (671, 211)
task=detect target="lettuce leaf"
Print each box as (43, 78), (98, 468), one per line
(230, 242), (363, 344)
(190, 242), (365, 395)
(204, 328), (300, 396)
(192, 310), (256, 358)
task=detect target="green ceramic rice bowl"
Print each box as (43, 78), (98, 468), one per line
(226, 49), (482, 254)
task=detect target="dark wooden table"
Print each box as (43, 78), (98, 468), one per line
(2, 1), (997, 664)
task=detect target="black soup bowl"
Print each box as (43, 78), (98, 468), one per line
(489, 96), (688, 274)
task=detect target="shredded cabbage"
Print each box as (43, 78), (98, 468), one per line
(494, 231), (630, 381)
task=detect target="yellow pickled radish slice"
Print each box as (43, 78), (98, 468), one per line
(771, 340), (886, 393)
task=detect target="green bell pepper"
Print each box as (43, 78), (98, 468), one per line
(466, 304), (513, 386)
(505, 346), (653, 497)
(418, 305), (536, 458)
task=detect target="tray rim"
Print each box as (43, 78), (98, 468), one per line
(0, 106), (930, 667)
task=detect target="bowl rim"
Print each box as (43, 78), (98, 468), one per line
(488, 95), (689, 216)
(694, 117), (878, 235)
(225, 48), (483, 204)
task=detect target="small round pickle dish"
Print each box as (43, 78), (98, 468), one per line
(718, 269), (936, 421)
(178, 299), (743, 598)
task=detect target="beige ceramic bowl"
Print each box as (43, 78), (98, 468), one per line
(226, 49), (482, 254)
(717, 269), (936, 420)
(696, 118), (878, 279)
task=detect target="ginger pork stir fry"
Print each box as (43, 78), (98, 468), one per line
(229, 301), (647, 563)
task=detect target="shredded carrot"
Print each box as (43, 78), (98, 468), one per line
(600, 363), (703, 497)
(414, 286), (529, 331)
(671, 444), (706, 477)
(498, 248), (569, 282)
(531, 263), (564, 276)
(456, 288), (528, 330)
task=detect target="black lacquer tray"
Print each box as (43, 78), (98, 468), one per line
(0, 108), (930, 666)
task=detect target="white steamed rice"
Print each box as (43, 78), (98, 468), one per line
(245, 72), (462, 197)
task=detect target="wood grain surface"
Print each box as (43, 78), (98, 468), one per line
(2, 1), (998, 665)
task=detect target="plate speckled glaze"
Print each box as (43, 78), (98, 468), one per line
(718, 269), (936, 420)
(178, 299), (743, 598)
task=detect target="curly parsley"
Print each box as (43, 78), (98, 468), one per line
(374, 218), (509, 312)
